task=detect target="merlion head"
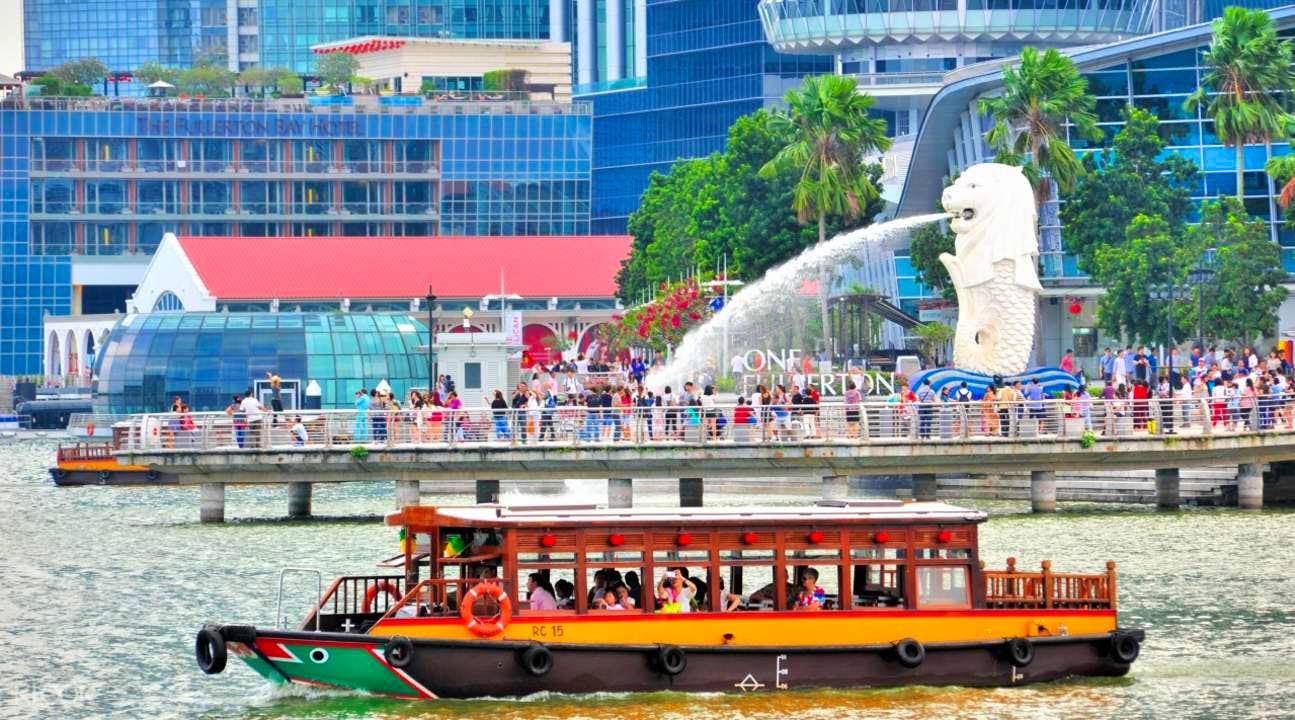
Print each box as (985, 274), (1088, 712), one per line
(942, 163), (1036, 239)
(940, 163), (1040, 290)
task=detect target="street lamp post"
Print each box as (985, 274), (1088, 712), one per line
(1148, 281), (1191, 364)
(425, 285), (437, 394)
(1187, 262), (1216, 350)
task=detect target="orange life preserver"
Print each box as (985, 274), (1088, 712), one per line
(86, 422), (96, 437)
(459, 581), (512, 638)
(362, 581), (403, 614)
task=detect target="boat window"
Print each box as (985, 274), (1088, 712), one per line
(652, 550), (710, 564)
(720, 548), (774, 561)
(718, 561), (779, 611)
(784, 563), (844, 611)
(916, 566), (971, 609)
(914, 547), (972, 560)
(513, 568), (575, 612)
(851, 547), (907, 561)
(649, 566), (710, 613)
(517, 551), (576, 565)
(852, 562), (905, 607)
(584, 565), (646, 612)
(584, 551), (643, 563)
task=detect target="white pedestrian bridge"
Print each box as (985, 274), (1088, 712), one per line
(106, 397), (1293, 521)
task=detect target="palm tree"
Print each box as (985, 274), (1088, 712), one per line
(1187, 7), (1295, 203)
(759, 74), (890, 358)
(979, 47), (1100, 204)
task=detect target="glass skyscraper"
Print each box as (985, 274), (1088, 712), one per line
(24, 0), (231, 72)
(0, 96), (593, 375)
(577, 0), (831, 233)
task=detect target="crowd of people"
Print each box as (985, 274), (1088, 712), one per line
(519, 566), (832, 614)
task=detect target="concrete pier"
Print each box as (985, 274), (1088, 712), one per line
(608, 478), (633, 508)
(1030, 470), (1057, 513)
(913, 474), (938, 502)
(476, 479), (501, 504)
(1238, 462), (1264, 509)
(822, 475), (848, 501)
(287, 481), (312, 519)
(680, 477), (703, 507)
(1155, 468), (1181, 509)
(200, 482), (225, 523)
(395, 478), (420, 508)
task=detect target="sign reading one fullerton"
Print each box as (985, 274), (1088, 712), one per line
(735, 348), (895, 397)
(136, 117), (365, 137)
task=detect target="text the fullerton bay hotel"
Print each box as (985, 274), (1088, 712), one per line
(136, 117), (365, 137)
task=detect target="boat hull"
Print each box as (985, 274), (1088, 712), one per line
(212, 625), (1141, 699)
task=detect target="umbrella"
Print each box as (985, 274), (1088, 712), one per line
(375, 379), (392, 394)
(148, 80), (175, 88)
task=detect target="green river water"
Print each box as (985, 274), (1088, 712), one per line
(1, 438), (1293, 719)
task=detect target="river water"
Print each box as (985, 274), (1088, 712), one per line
(1, 438), (1292, 720)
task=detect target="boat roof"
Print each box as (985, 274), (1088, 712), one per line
(388, 500), (988, 529)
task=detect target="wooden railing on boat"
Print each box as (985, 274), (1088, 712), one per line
(982, 558), (1116, 610)
(55, 442), (114, 463)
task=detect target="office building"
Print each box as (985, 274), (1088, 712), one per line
(894, 5), (1295, 368)
(0, 94), (593, 376)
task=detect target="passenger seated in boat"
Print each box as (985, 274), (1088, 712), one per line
(673, 567), (707, 607)
(595, 588), (626, 610)
(718, 578), (742, 612)
(657, 571), (697, 613)
(747, 582), (796, 608)
(587, 568), (622, 606)
(554, 579), (575, 609)
(795, 568), (826, 611)
(613, 583), (636, 609)
(526, 572), (558, 610)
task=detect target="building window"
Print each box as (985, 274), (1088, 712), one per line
(153, 292), (185, 312)
(1072, 327), (1097, 358)
(464, 362), (482, 389)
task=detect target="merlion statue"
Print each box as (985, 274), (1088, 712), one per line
(938, 163), (1041, 376)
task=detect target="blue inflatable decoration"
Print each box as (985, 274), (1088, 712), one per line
(907, 366), (1080, 400)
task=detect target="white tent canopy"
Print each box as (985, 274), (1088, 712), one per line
(148, 80), (175, 88)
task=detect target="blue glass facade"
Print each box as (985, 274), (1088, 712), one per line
(24, 0), (229, 72)
(579, 0), (831, 233)
(259, 0), (552, 72)
(0, 97), (592, 375)
(93, 311), (430, 412)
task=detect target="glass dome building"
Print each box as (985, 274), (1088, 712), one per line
(93, 312), (430, 413)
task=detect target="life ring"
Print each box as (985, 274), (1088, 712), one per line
(656, 645), (687, 676)
(195, 627), (228, 675)
(1004, 637), (1034, 667)
(384, 635), (415, 669)
(1110, 632), (1140, 664)
(894, 637), (925, 668)
(519, 643), (554, 677)
(362, 581), (403, 614)
(459, 581), (513, 638)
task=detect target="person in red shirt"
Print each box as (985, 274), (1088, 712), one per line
(1131, 381), (1150, 430)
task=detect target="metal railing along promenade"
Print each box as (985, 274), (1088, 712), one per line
(114, 395), (1295, 453)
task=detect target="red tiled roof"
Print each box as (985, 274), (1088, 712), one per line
(177, 235), (631, 300)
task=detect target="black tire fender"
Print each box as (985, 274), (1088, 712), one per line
(98, 470), (111, 484)
(1110, 632), (1140, 664)
(146, 470), (162, 482)
(52, 468), (68, 481)
(518, 643), (554, 677)
(195, 627), (228, 675)
(1004, 637), (1034, 667)
(656, 644), (687, 676)
(384, 635), (415, 669)
(894, 637), (925, 668)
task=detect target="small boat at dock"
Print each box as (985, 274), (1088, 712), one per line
(194, 500), (1143, 698)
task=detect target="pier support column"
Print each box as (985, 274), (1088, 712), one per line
(1238, 462), (1264, 510)
(199, 482), (225, 524)
(680, 477), (703, 507)
(287, 481), (312, 519)
(1030, 470), (1057, 513)
(912, 474), (938, 502)
(822, 474), (848, 501)
(1155, 468), (1181, 510)
(608, 478), (633, 508)
(395, 478), (420, 508)
(476, 479), (501, 504)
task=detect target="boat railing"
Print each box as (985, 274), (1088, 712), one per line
(382, 577), (516, 619)
(302, 573), (408, 631)
(982, 558), (1116, 611)
(55, 442), (115, 462)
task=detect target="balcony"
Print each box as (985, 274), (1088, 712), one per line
(758, 0), (1155, 51)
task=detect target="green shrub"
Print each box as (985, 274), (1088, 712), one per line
(350, 446), (370, 460)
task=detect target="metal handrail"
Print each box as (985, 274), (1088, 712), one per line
(111, 394), (1295, 452)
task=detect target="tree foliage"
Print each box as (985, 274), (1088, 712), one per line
(607, 278), (717, 354)
(135, 61), (180, 86)
(49, 58), (108, 88)
(616, 109), (884, 304)
(1092, 197), (1287, 346)
(1061, 106), (1198, 275)
(177, 57), (235, 97)
(483, 69), (529, 92)
(316, 52), (361, 92)
(1185, 6), (1295, 201)
(906, 222), (956, 301)
(979, 47), (1100, 201)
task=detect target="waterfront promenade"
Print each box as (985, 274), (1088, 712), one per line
(109, 397), (1291, 521)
